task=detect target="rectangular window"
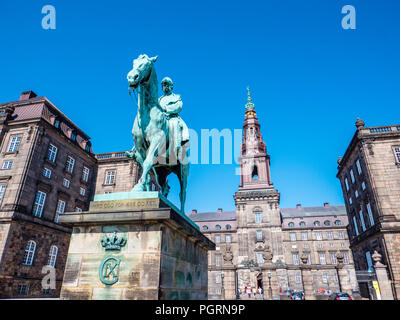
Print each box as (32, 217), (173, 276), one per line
(356, 159), (362, 175)
(366, 203), (375, 226)
(329, 243), (334, 248)
(225, 235), (231, 243)
(316, 232), (322, 240)
(338, 231), (345, 239)
(43, 168), (52, 179)
(290, 233), (296, 241)
(8, 136), (21, 152)
(255, 212), (261, 223)
(105, 170), (116, 185)
(66, 156), (75, 173)
(256, 230), (263, 240)
(79, 187), (86, 196)
(355, 190), (359, 198)
(215, 274), (221, 284)
(353, 216), (359, 236)
(0, 184), (7, 205)
(350, 169), (355, 183)
(341, 242), (345, 247)
(327, 232), (333, 240)
(343, 252), (349, 264)
(317, 243), (323, 249)
(330, 252), (337, 264)
(215, 254), (222, 267)
(17, 285), (29, 296)
(366, 252), (373, 271)
(47, 144), (58, 162)
(319, 253), (326, 265)
(292, 253), (299, 265)
(359, 210), (366, 231)
(55, 200), (66, 223)
(306, 252), (311, 264)
(301, 232), (308, 241)
(349, 197), (353, 205)
(295, 272), (302, 283)
(361, 182), (366, 190)
(2, 161), (13, 169)
(393, 147), (400, 163)
(257, 253), (264, 264)
(345, 178), (349, 191)
(33, 191), (46, 217)
(215, 235), (220, 243)
(303, 244), (309, 249)
(82, 166), (90, 182)
(63, 178), (70, 188)
(322, 273), (328, 283)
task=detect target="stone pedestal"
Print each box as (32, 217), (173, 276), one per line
(375, 265), (394, 300)
(59, 192), (214, 300)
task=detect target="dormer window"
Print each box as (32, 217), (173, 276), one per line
(54, 119), (60, 129)
(70, 131), (76, 142)
(85, 143), (91, 152)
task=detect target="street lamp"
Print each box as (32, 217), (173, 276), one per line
(267, 271), (272, 300)
(221, 271), (225, 300)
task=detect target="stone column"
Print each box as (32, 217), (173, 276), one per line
(372, 251), (394, 300)
(300, 253), (314, 300)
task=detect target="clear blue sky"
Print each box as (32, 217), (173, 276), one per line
(1, 0), (399, 212)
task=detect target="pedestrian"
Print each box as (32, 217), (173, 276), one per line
(248, 287), (251, 298)
(253, 288), (256, 297)
(258, 287), (263, 298)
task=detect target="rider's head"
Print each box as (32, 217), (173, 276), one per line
(161, 77), (173, 94)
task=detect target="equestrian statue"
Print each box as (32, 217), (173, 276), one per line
(126, 54), (190, 213)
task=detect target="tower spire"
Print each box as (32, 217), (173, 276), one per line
(245, 86), (255, 110)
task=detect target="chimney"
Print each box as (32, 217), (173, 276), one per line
(191, 209), (197, 214)
(296, 204), (301, 209)
(217, 208), (223, 213)
(324, 202), (330, 207)
(19, 91), (37, 101)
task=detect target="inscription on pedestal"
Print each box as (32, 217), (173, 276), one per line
(89, 199), (163, 212)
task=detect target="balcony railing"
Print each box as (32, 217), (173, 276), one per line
(367, 125), (400, 134)
(96, 151), (127, 160)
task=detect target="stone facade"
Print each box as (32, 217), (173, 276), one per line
(0, 91), (97, 298)
(337, 119), (400, 299)
(187, 92), (358, 300)
(59, 196), (213, 300)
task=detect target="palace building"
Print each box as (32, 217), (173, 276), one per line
(337, 119), (400, 300)
(187, 91), (358, 299)
(0, 91), (97, 298)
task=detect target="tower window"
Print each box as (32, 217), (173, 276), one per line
(252, 166), (259, 180)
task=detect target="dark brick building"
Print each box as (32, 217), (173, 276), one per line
(0, 91), (97, 298)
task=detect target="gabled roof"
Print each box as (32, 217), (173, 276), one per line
(187, 211), (236, 222)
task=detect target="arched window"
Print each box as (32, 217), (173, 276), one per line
(47, 245), (58, 268)
(23, 241), (36, 266)
(215, 225), (221, 231)
(226, 224), (231, 230)
(324, 220), (331, 226)
(202, 225), (208, 231)
(252, 166), (259, 180)
(288, 222), (294, 228)
(299, 221), (306, 227)
(334, 220), (341, 226)
(314, 221), (320, 226)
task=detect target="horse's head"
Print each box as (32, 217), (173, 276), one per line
(127, 54), (158, 89)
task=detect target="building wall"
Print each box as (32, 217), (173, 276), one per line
(0, 93), (97, 298)
(337, 122), (400, 300)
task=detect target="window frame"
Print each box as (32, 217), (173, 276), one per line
(0, 184), (7, 206)
(65, 156), (75, 174)
(2, 161), (13, 169)
(7, 136), (21, 153)
(47, 144), (58, 163)
(33, 191), (46, 218)
(47, 245), (58, 268)
(105, 170), (116, 185)
(22, 240), (36, 266)
(55, 199), (66, 223)
(82, 166), (90, 182)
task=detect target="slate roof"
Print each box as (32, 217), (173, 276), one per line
(187, 211), (236, 222)
(280, 205), (346, 218)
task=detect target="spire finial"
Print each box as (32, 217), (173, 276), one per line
(245, 86), (255, 110)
